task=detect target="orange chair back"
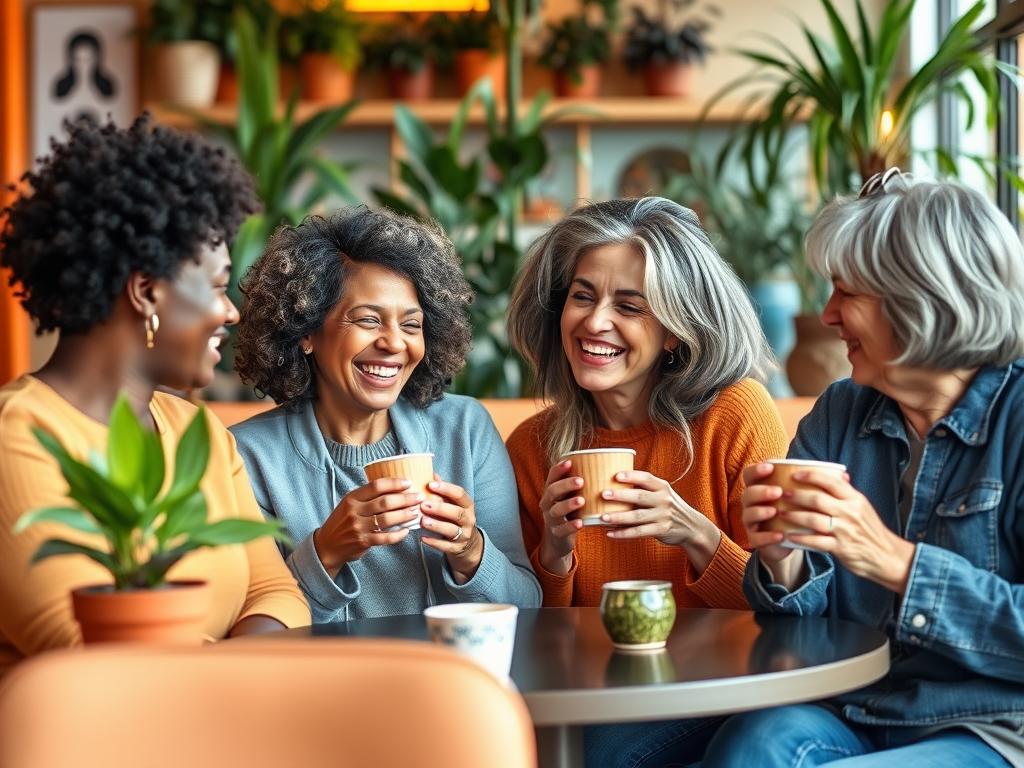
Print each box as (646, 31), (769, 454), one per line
(0, 638), (537, 768)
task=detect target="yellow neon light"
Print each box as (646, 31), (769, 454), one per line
(348, 0), (488, 10)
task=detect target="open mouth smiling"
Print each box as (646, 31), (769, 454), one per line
(580, 340), (624, 359)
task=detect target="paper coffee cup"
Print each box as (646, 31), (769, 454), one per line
(761, 459), (846, 548)
(363, 452), (439, 531)
(561, 448), (636, 526)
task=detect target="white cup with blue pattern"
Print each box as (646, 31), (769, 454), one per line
(423, 603), (519, 681)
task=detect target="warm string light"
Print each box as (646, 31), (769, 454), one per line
(879, 110), (894, 138)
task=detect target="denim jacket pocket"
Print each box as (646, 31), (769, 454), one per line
(933, 481), (1002, 571)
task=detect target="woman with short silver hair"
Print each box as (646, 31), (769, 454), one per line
(702, 170), (1024, 768)
(505, 197), (789, 768)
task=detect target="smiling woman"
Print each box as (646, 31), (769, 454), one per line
(0, 115), (311, 678)
(505, 196), (790, 768)
(230, 207), (541, 625)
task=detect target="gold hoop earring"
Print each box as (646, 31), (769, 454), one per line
(145, 314), (160, 349)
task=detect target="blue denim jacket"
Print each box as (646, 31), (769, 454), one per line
(745, 362), (1024, 728)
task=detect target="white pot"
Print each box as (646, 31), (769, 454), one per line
(153, 41), (220, 108)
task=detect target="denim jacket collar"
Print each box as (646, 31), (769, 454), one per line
(858, 364), (1014, 447)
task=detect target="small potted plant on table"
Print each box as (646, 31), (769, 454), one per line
(623, 0), (719, 97)
(145, 0), (227, 107)
(15, 394), (290, 645)
(433, 9), (505, 99)
(539, 0), (619, 98)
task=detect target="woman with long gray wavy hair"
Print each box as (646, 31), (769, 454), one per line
(702, 170), (1024, 768)
(505, 196), (789, 768)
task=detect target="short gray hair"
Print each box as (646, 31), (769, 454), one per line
(507, 196), (774, 467)
(806, 174), (1024, 369)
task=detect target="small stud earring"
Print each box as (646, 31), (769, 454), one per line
(145, 314), (160, 349)
(302, 345), (312, 355)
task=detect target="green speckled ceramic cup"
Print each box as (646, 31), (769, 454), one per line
(600, 580), (677, 650)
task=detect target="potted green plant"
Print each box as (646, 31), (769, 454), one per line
(145, 0), (226, 106)
(279, 0), (362, 102)
(432, 9), (505, 99)
(707, 0), (1011, 199)
(14, 394), (290, 645)
(204, 0), (277, 102)
(364, 13), (441, 101)
(623, 0), (720, 97)
(539, 0), (619, 98)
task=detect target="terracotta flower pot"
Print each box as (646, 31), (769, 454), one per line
(300, 52), (355, 102)
(643, 61), (693, 98)
(71, 581), (211, 646)
(455, 49), (506, 100)
(785, 315), (853, 396)
(216, 62), (239, 103)
(554, 64), (602, 98)
(386, 64), (434, 101)
(153, 41), (220, 107)
(279, 64), (300, 102)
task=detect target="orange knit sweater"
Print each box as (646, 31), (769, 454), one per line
(506, 379), (789, 610)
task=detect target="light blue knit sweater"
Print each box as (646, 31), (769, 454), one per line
(230, 394), (541, 623)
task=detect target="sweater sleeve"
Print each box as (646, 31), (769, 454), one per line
(0, 399), (104, 662)
(506, 413), (578, 606)
(224, 427), (311, 629)
(439, 402), (542, 608)
(685, 380), (791, 609)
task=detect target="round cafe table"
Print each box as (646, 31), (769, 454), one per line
(269, 608), (889, 768)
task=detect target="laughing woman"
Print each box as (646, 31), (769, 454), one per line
(505, 197), (789, 768)
(702, 172), (1024, 768)
(0, 117), (310, 678)
(230, 207), (540, 623)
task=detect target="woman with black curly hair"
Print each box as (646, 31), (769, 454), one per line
(0, 116), (310, 677)
(229, 207), (541, 623)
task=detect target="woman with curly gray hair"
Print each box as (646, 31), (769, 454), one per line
(230, 207), (540, 623)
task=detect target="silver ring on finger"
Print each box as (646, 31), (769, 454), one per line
(826, 515), (834, 533)
(451, 526), (463, 542)
(373, 514), (382, 533)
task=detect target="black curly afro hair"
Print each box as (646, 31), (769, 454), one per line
(0, 113), (261, 335)
(235, 207), (474, 411)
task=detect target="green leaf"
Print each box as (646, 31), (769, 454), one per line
(302, 157), (359, 204)
(139, 427), (166, 505)
(156, 490), (208, 548)
(424, 147), (478, 202)
(13, 507), (101, 536)
(32, 427), (141, 529)
(133, 545), (199, 588)
(394, 104), (436, 163)
(188, 518), (292, 547)
(372, 189), (420, 218)
(106, 394), (145, 496)
(164, 407), (210, 506)
(29, 539), (116, 572)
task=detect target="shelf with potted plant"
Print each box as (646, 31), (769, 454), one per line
(279, 0), (363, 102)
(538, 0), (619, 98)
(623, 0), (720, 97)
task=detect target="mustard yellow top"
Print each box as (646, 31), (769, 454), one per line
(0, 375), (310, 678)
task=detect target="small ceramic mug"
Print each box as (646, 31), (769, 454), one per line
(600, 580), (676, 651)
(423, 603), (519, 681)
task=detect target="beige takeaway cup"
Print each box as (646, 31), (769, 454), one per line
(561, 448), (637, 526)
(363, 452), (440, 531)
(760, 459), (847, 548)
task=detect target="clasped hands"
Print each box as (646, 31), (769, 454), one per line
(740, 463), (915, 594)
(313, 474), (483, 584)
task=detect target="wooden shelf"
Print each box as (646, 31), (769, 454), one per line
(146, 97), (763, 130)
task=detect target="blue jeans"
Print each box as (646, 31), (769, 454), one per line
(699, 705), (1011, 768)
(584, 717), (725, 768)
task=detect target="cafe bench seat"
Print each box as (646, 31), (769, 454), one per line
(207, 396), (817, 442)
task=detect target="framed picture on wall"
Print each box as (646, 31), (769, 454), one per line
(30, 3), (139, 165)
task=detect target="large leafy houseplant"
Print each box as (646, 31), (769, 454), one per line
(188, 9), (359, 308)
(15, 395), (289, 590)
(708, 0), (1013, 199)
